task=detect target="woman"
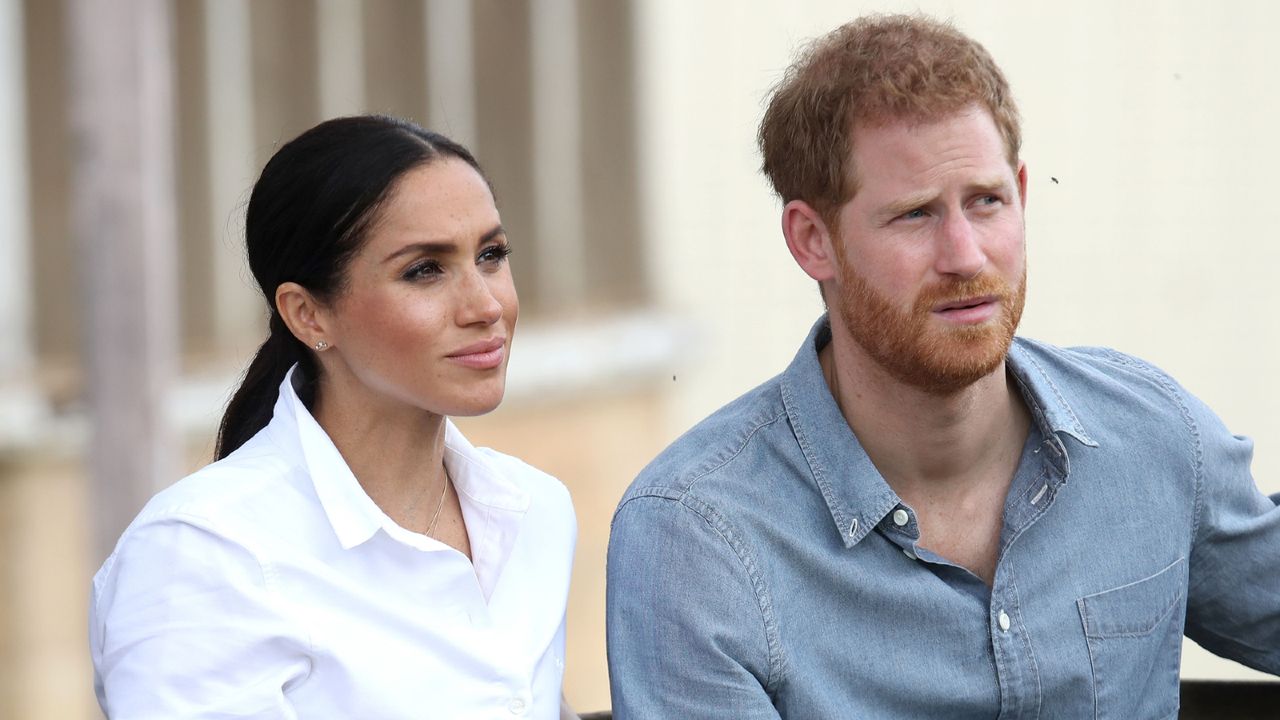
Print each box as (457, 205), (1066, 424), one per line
(89, 116), (578, 719)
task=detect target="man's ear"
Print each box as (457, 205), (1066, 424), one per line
(782, 200), (839, 283)
(275, 282), (332, 350)
(1017, 161), (1028, 210)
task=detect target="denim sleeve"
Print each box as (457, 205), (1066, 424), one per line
(606, 492), (783, 719)
(1183, 392), (1280, 674)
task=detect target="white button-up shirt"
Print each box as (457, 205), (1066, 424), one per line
(90, 369), (576, 719)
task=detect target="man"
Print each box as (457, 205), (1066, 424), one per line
(606, 14), (1279, 719)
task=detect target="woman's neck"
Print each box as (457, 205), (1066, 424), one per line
(311, 370), (451, 534)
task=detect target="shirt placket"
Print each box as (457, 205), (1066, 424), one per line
(990, 433), (1068, 720)
(989, 575), (1039, 719)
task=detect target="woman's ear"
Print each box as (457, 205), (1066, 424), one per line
(275, 282), (332, 350)
(782, 200), (839, 283)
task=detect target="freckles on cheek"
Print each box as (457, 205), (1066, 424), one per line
(346, 294), (447, 372)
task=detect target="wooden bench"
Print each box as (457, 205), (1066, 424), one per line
(578, 680), (1280, 719)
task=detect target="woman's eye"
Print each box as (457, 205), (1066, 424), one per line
(478, 243), (512, 266)
(402, 260), (443, 281)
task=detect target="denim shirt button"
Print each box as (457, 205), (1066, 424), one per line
(997, 610), (1011, 632)
(902, 547), (917, 560)
(892, 509), (910, 527)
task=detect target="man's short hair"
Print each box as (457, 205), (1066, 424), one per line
(758, 14), (1021, 228)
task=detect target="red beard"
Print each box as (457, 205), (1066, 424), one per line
(835, 261), (1026, 395)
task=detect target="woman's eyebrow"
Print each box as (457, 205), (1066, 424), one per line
(382, 225), (505, 264)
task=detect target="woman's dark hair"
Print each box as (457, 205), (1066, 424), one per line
(214, 115), (488, 460)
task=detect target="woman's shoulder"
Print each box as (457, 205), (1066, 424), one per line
(446, 424), (571, 508)
(477, 445), (565, 489)
(125, 429), (309, 543)
(473, 447), (575, 525)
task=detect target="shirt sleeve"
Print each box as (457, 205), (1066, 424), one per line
(606, 492), (783, 720)
(1183, 393), (1280, 674)
(90, 515), (311, 719)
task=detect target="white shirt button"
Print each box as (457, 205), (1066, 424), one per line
(997, 610), (1011, 632)
(508, 697), (527, 714)
(902, 547), (917, 560)
(892, 509), (910, 527)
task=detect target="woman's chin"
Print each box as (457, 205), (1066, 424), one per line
(443, 386), (507, 418)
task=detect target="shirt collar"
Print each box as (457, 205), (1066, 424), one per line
(276, 366), (384, 549)
(780, 317), (898, 549)
(271, 366), (531, 552)
(780, 315), (1098, 549)
(443, 422), (532, 600)
(1005, 338), (1099, 450)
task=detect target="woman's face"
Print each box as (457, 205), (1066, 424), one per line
(318, 158), (518, 418)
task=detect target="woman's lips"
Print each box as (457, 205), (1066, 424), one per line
(447, 338), (506, 369)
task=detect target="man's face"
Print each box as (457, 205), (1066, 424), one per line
(829, 105), (1027, 395)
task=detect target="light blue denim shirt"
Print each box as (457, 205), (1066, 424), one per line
(607, 316), (1279, 719)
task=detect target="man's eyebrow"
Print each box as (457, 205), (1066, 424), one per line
(966, 178), (1011, 196)
(381, 225), (505, 264)
(879, 191), (936, 220)
(878, 179), (1011, 220)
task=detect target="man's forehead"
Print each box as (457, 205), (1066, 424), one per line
(847, 107), (1012, 180)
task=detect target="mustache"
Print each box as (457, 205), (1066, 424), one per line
(913, 274), (1012, 311)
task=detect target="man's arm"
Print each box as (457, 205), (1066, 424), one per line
(1183, 393), (1280, 673)
(606, 492), (783, 719)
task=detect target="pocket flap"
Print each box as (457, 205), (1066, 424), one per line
(1078, 557), (1186, 638)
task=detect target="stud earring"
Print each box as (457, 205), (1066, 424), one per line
(314, 340), (329, 351)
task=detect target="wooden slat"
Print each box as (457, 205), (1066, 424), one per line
(68, 0), (179, 562)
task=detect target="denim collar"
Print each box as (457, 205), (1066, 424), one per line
(780, 315), (1098, 549)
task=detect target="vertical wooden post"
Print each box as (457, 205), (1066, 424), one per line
(67, 0), (179, 562)
(0, 0), (33, 398)
(424, 0), (477, 148)
(531, 0), (587, 308)
(316, 0), (366, 118)
(202, 0), (260, 349)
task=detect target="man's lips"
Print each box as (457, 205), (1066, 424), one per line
(934, 295), (999, 312)
(446, 338), (506, 369)
(932, 295), (1000, 323)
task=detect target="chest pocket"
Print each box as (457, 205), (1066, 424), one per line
(1076, 556), (1186, 720)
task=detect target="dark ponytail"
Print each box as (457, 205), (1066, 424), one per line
(214, 314), (312, 459)
(214, 115), (488, 460)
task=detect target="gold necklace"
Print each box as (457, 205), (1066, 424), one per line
(403, 466), (450, 536)
(423, 469), (450, 537)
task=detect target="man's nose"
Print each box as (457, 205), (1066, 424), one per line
(934, 214), (986, 279)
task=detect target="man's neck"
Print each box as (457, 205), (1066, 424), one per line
(818, 332), (1030, 495)
(819, 329), (1031, 586)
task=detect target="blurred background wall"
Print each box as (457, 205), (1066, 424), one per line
(1, 0), (1278, 717)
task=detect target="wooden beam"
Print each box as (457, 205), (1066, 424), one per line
(67, 0), (179, 562)
(0, 0), (31, 382)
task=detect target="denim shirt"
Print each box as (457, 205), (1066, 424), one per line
(606, 316), (1279, 719)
